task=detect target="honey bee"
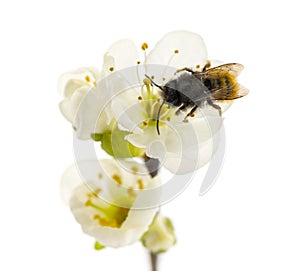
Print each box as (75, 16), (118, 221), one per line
(146, 62), (249, 134)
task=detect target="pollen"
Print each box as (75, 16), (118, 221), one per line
(137, 179), (144, 190)
(98, 173), (103, 179)
(196, 64), (200, 69)
(167, 117), (171, 121)
(94, 215), (118, 228)
(143, 121), (148, 126)
(131, 166), (139, 174)
(151, 75), (155, 79)
(174, 49), (179, 54)
(183, 119), (189, 123)
(109, 66), (114, 72)
(141, 42), (149, 51)
(137, 61), (141, 64)
(190, 113), (195, 117)
(112, 174), (122, 185)
(138, 96), (143, 100)
(93, 81), (97, 86)
(85, 199), (92, 207)
(85, 75), (91, 82)
(162, 77), (166, 81)
(143, 78), (151, 85)
(128, 187), (137, 197)
(87, 187), (102, 198)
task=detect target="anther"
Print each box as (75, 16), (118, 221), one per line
(112, 174), (122, 185)
(137, 179), (144, 190)
(141, 43), (149, 50)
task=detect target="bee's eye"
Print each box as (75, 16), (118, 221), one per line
(203, 78), (212, 89)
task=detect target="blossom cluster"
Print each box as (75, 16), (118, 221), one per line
(59, 31), (224, 252)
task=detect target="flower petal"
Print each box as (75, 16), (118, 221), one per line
(111, 87), (146, 133)
(106, 39), (140, 70)
(58, 67), (101, 97)
(61, 159), (160, 247)
(127, 115), (223, 174)
(146, 31), (208, 70)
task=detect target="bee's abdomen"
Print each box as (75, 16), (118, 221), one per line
(212, 74), (238, 100)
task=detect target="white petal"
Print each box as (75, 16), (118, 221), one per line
(106, 39), (139, 70)
(146, 31), (208, 70)
(99, 53), (115, 80)
(111, 87), (145, 133)
(127, 115), (223, 174)
(74, 88), (110, 139)
(58, 67), (101, 97)
(61, 160), (160, 247)
(59, 87), (89, 124)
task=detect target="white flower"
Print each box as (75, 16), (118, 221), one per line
(103, 31), (223, 174)
(61, 159), (160, 248)
(141, 214), (176, 254)
(58, 67), (114, 139)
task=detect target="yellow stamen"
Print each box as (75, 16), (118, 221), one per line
(112, 174), (122, 185)
(87, 188), (102, 198)
(128, 187), (137, 198)
(141, 42), (149, 51)
(143, 78), (151, 86)
(131, 166), (139, 174)
(85, 75), (91, 82)
(137, 179), (144, 190)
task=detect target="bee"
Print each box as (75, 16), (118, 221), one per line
(146, 62), (249, 134)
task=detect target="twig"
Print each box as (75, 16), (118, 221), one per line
(143, 155), (160, 271)
(150, 252), (158, 271)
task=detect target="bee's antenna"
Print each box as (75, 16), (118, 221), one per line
(156, 100), (165, 135)
(144, 74), (164, 90)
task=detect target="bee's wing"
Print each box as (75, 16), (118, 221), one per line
(207, 63), (244, 76)
(212, 83), (249, 100)
(195, 63), (244, 77)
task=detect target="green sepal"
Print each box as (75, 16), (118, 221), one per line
(94, 241), (105, 251)
(91, 133), (102, 142)
(92, 127), (144, 158)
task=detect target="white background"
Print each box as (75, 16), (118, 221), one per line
(1, 0), (300, 270)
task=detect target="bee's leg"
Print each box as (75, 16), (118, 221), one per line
(175, 104), (186, 115)
(175, 67), (195, 74)
(202, 61), (211, 72)
(207, 99), (222, 116)
(184, 105), (198, 120)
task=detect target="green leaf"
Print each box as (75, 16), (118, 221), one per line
(94, 241), (105, 251)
